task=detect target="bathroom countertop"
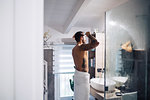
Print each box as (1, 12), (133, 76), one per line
(90, 86), (121, 100)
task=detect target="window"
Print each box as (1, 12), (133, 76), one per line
(53, 44), (75, 99)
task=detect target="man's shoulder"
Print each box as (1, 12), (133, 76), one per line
(72, 46), (77, 52)
(72, 45), (82, 52)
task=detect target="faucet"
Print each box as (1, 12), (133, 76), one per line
(101, 70), (104, 78)
(97, 68), (105, 78)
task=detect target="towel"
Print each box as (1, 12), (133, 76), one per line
(74, 70), (90, 100)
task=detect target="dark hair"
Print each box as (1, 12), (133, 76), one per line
(74, 31), (84, 42)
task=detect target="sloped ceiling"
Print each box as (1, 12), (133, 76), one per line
(44, 0), (128, 33)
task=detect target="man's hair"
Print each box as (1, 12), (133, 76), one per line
(74, 31), (84, 42)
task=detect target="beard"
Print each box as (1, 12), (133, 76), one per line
(82, 38), (86, 44)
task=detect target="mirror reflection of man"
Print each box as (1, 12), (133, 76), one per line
(72, 31), (99, 100)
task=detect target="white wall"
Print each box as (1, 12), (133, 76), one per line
(0, 0), (14, 99)
(95, 33), (105, 78)
(0, 0), (43, 100)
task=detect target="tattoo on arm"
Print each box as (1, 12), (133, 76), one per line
(82, 58), (85, 68)
(82, 58), (86, 71)
(79, 34), (99, 51)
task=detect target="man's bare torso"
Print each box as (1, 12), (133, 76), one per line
(72, 34), (99, 72)
(72, 44), (88, 72)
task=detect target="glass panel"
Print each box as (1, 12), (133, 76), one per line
(105, 0), (150, 100)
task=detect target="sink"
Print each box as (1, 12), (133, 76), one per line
(90, 78), (116, 92)
(112, 76), (128, 87)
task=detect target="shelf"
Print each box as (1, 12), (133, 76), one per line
(89, 51), (95, 59)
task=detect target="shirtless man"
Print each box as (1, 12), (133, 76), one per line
(72, 31), (99, 100)
(72, 31), (99, 72)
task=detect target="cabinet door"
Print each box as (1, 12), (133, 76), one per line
(44, 49), (54, 100)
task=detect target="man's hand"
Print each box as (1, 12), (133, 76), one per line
(85, 32), (90, 36)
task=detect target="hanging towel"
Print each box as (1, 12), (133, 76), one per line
(74, 69), (90, 100)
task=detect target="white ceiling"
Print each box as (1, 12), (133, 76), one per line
(44, 0), (128, 33)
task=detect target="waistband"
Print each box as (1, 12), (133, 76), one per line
(75, 69), (89, 76)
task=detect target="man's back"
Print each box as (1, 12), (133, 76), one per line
(72, 32), (99, 72)
(72, 44), (88, 72)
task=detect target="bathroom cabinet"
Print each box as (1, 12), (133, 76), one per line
(88, 33), (96, 78)
(44, 49), (54, 100)
(89, 50), (96, 79)
(90, 86), (121, 100)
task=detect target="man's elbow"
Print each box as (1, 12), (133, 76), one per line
(92, 42), (99, 48)
(96, 42), (99, 47)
